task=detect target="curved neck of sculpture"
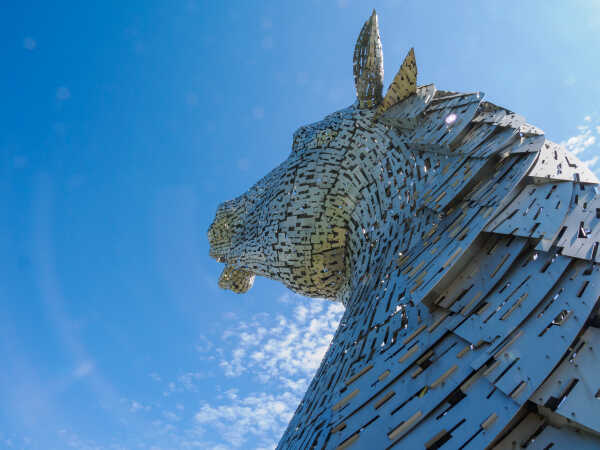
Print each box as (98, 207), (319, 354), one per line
(336, 177), (416, 307)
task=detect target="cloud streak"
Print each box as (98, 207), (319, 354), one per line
(113, 295), (344, 449)
(192, 295), (343, 448)
(195, 391), (297, 449)
(561, 116), (600, 171)
(218, 298), (343, 392)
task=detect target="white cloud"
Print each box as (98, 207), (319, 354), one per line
(217, 297), (343, 392)
(177, 372), (205, 392)
(110, 295), (343, 448)
(129, 400), (145, 413)
(564, 131), (593, 155)
(188, 295), (343, 448)
(196, 334), (214, 353)
(561, 117), (600, 177)
(195, 391), (298, 448)
(161, 371), (208, 398)
(277, 293), (292, 304)
(582, 155), (598, 169)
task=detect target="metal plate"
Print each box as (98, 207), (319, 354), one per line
(529, 140), (600, 184)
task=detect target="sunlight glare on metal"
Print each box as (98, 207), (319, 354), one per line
(445, 113), (457, 125)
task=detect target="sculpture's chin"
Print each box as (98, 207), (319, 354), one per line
(218, 265), (255, 294)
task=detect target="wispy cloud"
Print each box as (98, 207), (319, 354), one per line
(562, 117), (598, 155)
(176, 372), (206, 392)
(127, 400), (150, 413)
(91, 296), (339, 449)
(193, 295), (343, 448)
(583, 156), (599, 169)
(195, 391), (297, 449)
(82, 297), (341, 449)
(561, 116), (600, 172)
(218, 298), (343, 393)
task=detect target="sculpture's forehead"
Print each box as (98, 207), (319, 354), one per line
(292, 106), (357, 152)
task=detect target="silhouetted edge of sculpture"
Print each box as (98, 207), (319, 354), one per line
(208, 10), (600, 450)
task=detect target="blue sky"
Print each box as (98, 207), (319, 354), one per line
(1, 1), (599, 449)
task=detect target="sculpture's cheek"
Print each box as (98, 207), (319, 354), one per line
(279, 223), (347, 298)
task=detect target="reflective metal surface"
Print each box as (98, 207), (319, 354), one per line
(208, 11), (600, 449)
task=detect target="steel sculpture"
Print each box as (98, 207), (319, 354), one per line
(208, 10), (600, 449)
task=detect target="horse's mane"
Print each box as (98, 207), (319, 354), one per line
(277, 82), (600, 449)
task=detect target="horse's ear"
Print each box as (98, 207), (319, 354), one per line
(353, 10), (384, 109)
(377, 48), (417, 115)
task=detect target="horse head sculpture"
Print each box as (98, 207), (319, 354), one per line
(208, 10), (600, 450)
(209, 11), (424, 301)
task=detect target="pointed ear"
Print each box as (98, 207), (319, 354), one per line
(377, 48), (417, 115)
(353, 10), (384, 109)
